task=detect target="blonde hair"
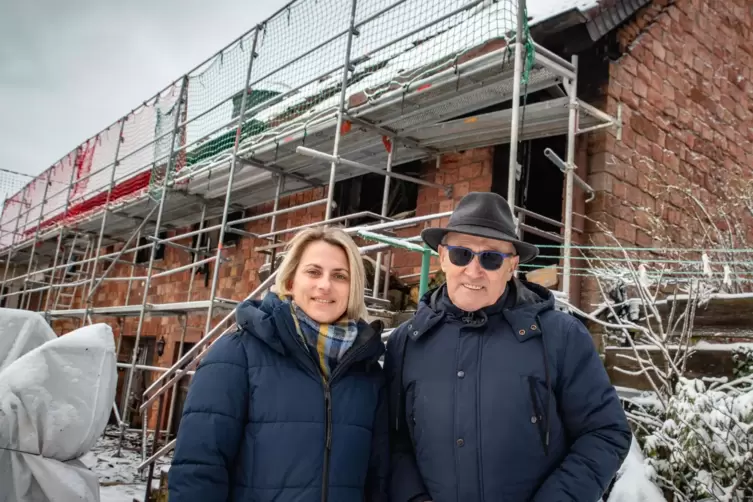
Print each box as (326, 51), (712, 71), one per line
(274, 226), (368, 321)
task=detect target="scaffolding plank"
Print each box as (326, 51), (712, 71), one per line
(44, 298), (238, 318)
(183, 52), (562, 200)
(410, 97), (603, 150)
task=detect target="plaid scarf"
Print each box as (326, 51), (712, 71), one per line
(284, 297), (359, 379)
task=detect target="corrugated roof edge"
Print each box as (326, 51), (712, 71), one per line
(584, 0), (652, 41)
(529, 0), (651, 42)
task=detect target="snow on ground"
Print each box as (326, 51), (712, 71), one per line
(80, 425), (172, 502)
(99, 484), (148, 502)
(607, 436), (666, 502)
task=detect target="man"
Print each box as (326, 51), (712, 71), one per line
(385, 192), (631, 502)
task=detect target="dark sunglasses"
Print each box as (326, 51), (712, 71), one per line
(444, 245), (515, 271)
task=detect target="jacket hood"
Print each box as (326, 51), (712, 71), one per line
(234, 292), (385, 361)
(409, 277), (555, 341)
(234, 292), (287, 355)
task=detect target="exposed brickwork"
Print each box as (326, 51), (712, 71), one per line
(580, 0), (753, 310)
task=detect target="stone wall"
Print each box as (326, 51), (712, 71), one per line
(581, 0), (753, 310)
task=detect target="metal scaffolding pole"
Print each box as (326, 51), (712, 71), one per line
(298, 147), (447, 191)
(11, 190), (35, 307)
(186, 204), (207, 302)
(265, 174), (284, 269)
(50, 234), (82, 312)
(203, 26), (261, 338)
(86, 204), (159, 303)
(121, 75), (188, 444)
(42, 149), (84, 316)
(164, 315), (188, 441)
(507, 0), (527, 216)
(84, 118), (127, 321)
(562, 55), (579, 299)
(324, 0), (359, 221)
(19, 170), (52, 310)
(124, 229), (141, 307)
(373, 140), (396, 298)
(1, 188), (29, 305)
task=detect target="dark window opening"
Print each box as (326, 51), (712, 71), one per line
(189, 222), (211, 286)
(332, 159), (420, 227)
(223, 211), (244, 246)
(136, 231), (167, 263)
(492, 136), (566, 279)
(168, 341), (197, 436)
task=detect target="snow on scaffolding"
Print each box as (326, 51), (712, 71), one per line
(181, 0), (526, 175)
(0, 0), (602, 253)
(178, 0), (601, 176)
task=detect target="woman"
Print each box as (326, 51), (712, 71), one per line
(168, 227), (389, 502)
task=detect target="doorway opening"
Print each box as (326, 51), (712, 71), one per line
(492, 135), (567, 284)
(332, 160), (421, 226)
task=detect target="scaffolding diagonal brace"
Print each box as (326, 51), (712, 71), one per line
(543, 147), (595, 202)
(296, 146), (450, 194)
(237, 157), (322, 188)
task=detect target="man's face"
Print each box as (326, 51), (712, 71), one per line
(438, 232), (519, 312)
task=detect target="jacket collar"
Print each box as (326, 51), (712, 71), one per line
(235, 292), (385, 364)
(409, 278), (554, 342)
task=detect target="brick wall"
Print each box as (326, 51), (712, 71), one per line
(580, 0), (753, 310)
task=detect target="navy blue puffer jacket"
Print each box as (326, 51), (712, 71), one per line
(168, 292), (389, 502)
(385, 279), (631, 502)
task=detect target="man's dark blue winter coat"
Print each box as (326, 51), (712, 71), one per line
(168, 292), (389, 502)
(385, 278), (632, 502)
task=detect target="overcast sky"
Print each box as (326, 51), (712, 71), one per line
(0, 0), (289, 179)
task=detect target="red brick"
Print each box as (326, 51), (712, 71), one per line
(631, 115), (660, 139)
(614, 219), (637, 243)
(635, 135), (653, 158)
(470, 177), (490, 192)
(454, 181), (470, 198)
(589, 172), (615, 193)
(637, 62), (653, 86)
(634, 78), (648, 98)
(613, 181), (629, 200)
(627, 185), (644, 206)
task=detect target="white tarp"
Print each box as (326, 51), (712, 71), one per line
(0, 308), (57, 373)
(0, 309), (118, 502)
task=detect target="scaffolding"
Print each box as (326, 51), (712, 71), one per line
(0, 0), (619, 487)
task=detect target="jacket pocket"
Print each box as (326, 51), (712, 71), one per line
(525, 375), (549, 456)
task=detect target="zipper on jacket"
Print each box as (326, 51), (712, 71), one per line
(322, 335), (379, 502)
(322, 381), (333, 502)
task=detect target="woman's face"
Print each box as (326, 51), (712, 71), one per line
(290, 240), (351, 324)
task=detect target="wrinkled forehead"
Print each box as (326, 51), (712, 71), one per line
(443, 232), (516, 254)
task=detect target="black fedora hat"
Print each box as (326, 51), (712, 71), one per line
(421, 192), (539, 264)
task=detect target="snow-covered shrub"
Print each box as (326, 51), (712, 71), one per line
(732, 345), (753, 379)
(606, 435), (667, 502)
(638, 376), (753, 501)
(579, 234), (753, 500)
